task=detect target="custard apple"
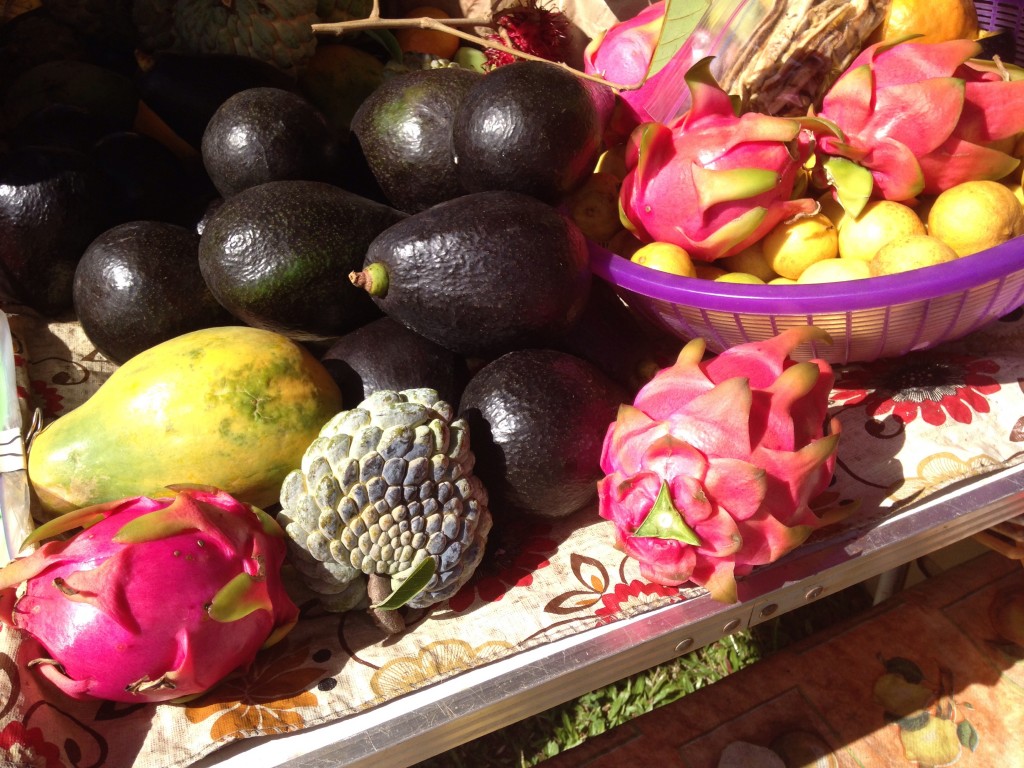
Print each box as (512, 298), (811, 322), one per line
(279, 388), (491, 623)
(133, 0), (319, 75)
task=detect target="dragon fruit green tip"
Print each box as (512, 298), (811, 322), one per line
(597, 327), (842, 603)
(0, 486), (299, 703)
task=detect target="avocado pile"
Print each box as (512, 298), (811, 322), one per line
(2, 6), (681, 537)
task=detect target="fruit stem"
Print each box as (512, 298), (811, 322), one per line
(349, 263), (390, 298)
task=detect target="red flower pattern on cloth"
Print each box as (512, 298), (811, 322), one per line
(30, 379), (64, 420)
(447, 521), (558, 612)
(594, 579), (679, 623)
(0, 721), (63, 768)
(831, 354), (1000, 426)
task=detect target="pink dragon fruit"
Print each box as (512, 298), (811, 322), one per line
(597, 327), (841, 603)
(811, 37), (1024, 213)
(618, 58), (817, 262)
(0, 486), (299, 703)
(583, 0), (666, 132)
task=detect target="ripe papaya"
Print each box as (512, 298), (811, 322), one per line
(27, 326), (342, 517)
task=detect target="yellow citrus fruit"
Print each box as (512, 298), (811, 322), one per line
(837, 200), (926, 262)
(595, 145), (628, 182)
(1005, 179), (1024, 208)
(607, 229), (644, 259)
(762, 213), (839, 280)
(631, 242), (697, 277)
(715, 272), (765, 285)
(718, 242), (778, 283)
(566, 172), (623, 243)
(797, 258), (872, 284)
(869, 234), (959, 276)
(870, 0), (979, 45)
(395, 6), (461, 58)
(927, 180), (1024, 256)
(694, 263), (728, 280)
(768, 276), (798, 285)
(816, 191), (849, 231)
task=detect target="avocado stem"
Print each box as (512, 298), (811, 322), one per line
(349, 262), (390, 298)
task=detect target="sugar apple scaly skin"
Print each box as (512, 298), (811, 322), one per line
(279, 388), (491, 619)
(134, 0), (319, 75)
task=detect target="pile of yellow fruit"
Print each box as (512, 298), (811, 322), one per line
(569, 159), (1024, 286)
(563, 0), (1024, 287)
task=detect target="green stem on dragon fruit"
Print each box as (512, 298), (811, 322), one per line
(311, 0), (638, 92)
(635, 481), (702, 545)
(349, 263), (389, 298)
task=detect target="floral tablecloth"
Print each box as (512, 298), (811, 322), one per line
(2, 307), (1024, 768)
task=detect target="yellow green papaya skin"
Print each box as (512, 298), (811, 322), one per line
(28, 326), (343, 518)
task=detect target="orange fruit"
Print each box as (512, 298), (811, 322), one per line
(395, 6), (461, 59)
(870, 0), (979, 45)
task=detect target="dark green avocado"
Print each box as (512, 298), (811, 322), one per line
(0, 144), (116, 316)
(351, 190), (591, 358)
(201, 86), (342, 199)
(351, 66), (481, 213)
(73, 220), (234, 365)
(451, 60), (611, 204)
(554, 278), (681, 396)
(320, 316), (470, 407)
(199, 179), (406, 341)
(458, 348), (626, 520)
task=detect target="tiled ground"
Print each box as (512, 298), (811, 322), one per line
(541, 550), (1024, 767)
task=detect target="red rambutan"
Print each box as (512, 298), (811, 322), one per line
(483, 0), (573, 68)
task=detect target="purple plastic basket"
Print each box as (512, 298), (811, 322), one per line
(591, 0), (1024, 365)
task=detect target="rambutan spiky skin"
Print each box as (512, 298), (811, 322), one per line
(483, 0), (572, 69)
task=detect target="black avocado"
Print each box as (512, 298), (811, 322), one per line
(352, 189), (591, 358)
(351, 66), (481, 213)
(458, 348), (626, 520)
(198, 179), (406, 341)
(450, 60), (611, 205)
(73, 220), (235, 364)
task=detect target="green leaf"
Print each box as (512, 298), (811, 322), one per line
(823, 156), (874, 219)
(363, 29), (404, 64)
(372, 556), (436, 610)
(958, 719), (980, 751)
(634, 481), (701, 545)
(646, 0), (711, 80)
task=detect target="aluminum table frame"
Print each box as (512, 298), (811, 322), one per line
(198, 462), (1024, 768)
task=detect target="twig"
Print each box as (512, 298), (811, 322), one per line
(311, 4), (640, 92)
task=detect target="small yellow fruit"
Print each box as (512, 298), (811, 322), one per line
(718, 241), (778, 283)
(607, 229), (644, 259)
(768, 276), (798, 285)
(797, 258), (872, 284)
(762, 213), (839, 280)
(715, 272), (765, 285)
(594, 145), (628, 182)
(928, 180), (1024, 256)
(631, 242), (697, 277)
(694, 263), (728, 280)
(869, 234), (959, 276)
(1007, 179), (1024, 208)
(838, 200), (926, 262)
(870, 0), (978, 45)
(816, 191), (848, 230)
(567, 172), (623, 243)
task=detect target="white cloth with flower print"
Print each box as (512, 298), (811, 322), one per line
(2, 309), (1024, 768)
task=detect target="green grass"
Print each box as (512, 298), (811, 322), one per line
(414, 584), (873, 768)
